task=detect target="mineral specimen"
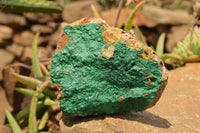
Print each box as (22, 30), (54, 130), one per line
(50, 18), (168, 117)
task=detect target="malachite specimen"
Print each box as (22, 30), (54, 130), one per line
(50, 18), (168, 117)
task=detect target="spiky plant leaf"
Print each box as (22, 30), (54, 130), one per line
(10, 72), (42, 89)
(91, 4), (101, 18)
(124, 0), (146, 31)
(162, 26), (200, 66)
(156, 33), (165, 57)
(44, 97), (58, 106)
(38, 110), (49, 130)
(134, 25), (148, 46)
(32, 32), (43, 78)
(29, 80), (49, 133)
(15, 88), (45, 99)
(5, 109), (22, 133)
(15, 101), (45, 124)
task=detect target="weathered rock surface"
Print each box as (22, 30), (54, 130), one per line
(50, 18), (167, 117)
(0, 12), (27, 27)
(62, 1), (102, 23)
(0, 25), (13, 45)
(60, 63), (200, 133)
(23, 13), (61, 24)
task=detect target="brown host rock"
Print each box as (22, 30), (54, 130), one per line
(50, 18), (168, 117)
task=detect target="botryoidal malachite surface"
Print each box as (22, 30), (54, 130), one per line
(50, 23), (163, 116)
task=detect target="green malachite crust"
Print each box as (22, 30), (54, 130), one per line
(50, 23), (163, 116)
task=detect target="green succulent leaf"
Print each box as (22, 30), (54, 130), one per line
(91, 4), (101, 18)
(44, 97), (59, 106)
(134, 25), (147, 46)
(5, 109), (22, 133)
(15, 101), (45, 124)
(10, 72), (42, 89)
(38, 110), (50, 131)
(15, 88), (45, 99)
(32, 32), (43, 79)
(162, 26), (200, 66)
(156, 33), (165, 57)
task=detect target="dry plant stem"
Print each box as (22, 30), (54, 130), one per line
(29, 80), (50, 133)
(40, 63), (49, 76)
(113, 0), (124, 27)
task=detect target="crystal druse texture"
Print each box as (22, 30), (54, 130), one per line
(50, 18), (168, 117)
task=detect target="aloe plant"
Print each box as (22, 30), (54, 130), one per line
(161, 26), (200, 66)
(8, 33), (58, 132)
(0, 0), (63, 13)
(156, 33), (165, 57)
(160, 2), (200, 67)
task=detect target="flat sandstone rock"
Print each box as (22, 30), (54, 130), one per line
(50, 18), (167, 117)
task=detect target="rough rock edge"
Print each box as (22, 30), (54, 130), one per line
(56, 17), (168, 110)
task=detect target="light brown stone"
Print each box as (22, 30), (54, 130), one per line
(0, 49), (14, 80)
(13, 31), (50, 46)
(21, 46), (49, 62)
(0, 25), (13, 45)
(13, 31), (35, 46)
(48, 31), (60, 47)
(0, 12), (27, 26)
(6, 43), (24, 57)
(47, 21), (58, 30)
(60, 63), (200, 133)
(0, 125), (12, 133)
(62, 1), (102, 23)
(31, 24), (53, 34)
(48, 23), (66, 47)
(23, 13), (61, 23)
(143, 5), (191, 26)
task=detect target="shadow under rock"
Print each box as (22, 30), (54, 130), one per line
(61, 111), (171, 128)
